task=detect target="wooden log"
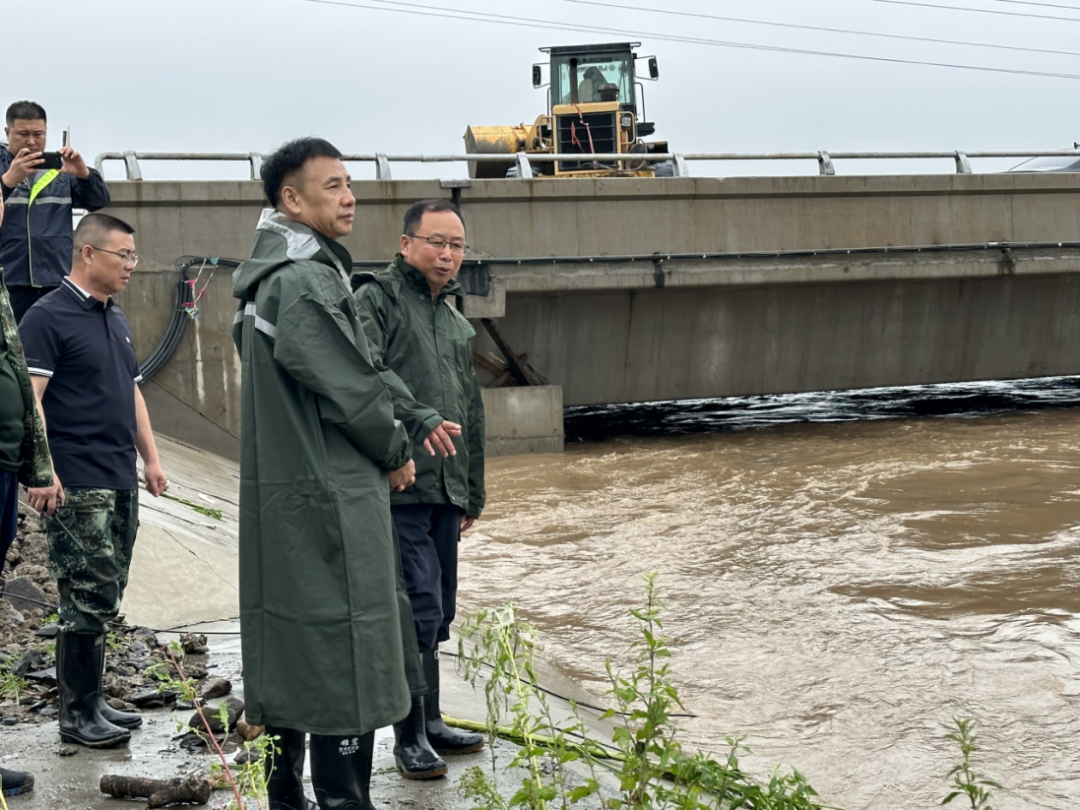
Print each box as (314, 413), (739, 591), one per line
(481, 318), (538, 386)
(487, 370), (514, 389)
(99, 773), (211, 807)
(473, 352), (505, 376)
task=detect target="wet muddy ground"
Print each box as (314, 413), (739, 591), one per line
(3, 624), (533, 810)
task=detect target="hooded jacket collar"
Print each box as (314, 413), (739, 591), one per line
(234, 209), (354, 301)
(390, 254), (462, 301)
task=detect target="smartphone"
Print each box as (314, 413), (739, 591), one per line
(37, 152), (64, 171)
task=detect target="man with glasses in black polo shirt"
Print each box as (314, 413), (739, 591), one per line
(20, 212), (168, 748)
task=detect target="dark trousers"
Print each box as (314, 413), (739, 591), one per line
(392, 503), (464, 653)
(0, 470), (18, 572)
(8, 286), (56, 325)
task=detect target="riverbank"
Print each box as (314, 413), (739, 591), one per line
(0, 436), (589, 808)
(2, 620), (535, 809)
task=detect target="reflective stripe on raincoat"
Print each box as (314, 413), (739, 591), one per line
(231, 209), (418, 735)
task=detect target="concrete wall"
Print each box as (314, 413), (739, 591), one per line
(481, 387), (564, 456)
(104, 173), (1080, 454)
(106, 173), (1080, 266)
(486, 271), (1080, 406)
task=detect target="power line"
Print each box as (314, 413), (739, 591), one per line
(984, 0), (1080, 10)
(304, 0), (1080, 80)
(558, 0), (1080, 59)
(866, 0), (1080, 22)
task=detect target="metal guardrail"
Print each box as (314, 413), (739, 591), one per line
(94, 149), (1080, 181)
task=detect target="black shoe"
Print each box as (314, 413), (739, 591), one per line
(57, 631), (130, 748)
(310, 732), (376, 810)
(423, 649), (484, 755)
(0, 767), (34, 797)
(265, 725), (314, 810)
(93, 632), (142, 729)
(392, 697), (448, 779)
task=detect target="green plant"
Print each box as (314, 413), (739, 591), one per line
(160, 491), (223, 520)
(209, 730), (277, 807)
(105, 629), (126, 652)
(148, 642), (273, 810)
(943, 719), (1000, 810)
(457, 575), (831, 810)
(0, 661), (26, 705)
(602, 573), (682, 809)
(458, 604), (601, 810)
(667, 739), (823, 810)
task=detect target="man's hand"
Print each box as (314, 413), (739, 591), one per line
(389, 460), (416, 492)
(422, 420), (461, 458)
(461, 515), (476, 532)
(143, 461), (168, 496)
(28, 472), (64, 516)
(2, 148), (44, 187)
(58, 146), (90, 179)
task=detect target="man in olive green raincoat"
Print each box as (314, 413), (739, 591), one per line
(232, 138), (427, 810)
(354, 199), (486, 779)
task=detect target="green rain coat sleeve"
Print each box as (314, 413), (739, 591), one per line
(353, 277), (445, 445)
(274, 291), (412, 472)
(0, 276), (52, 488)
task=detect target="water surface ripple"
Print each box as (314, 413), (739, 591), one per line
(459, 377), (1080, 810)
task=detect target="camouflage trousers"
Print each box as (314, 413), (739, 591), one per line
(47, 488), (139, 634)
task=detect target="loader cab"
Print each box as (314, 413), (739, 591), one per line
(536, 43), (662, 175)
(547, 45), (637, 109)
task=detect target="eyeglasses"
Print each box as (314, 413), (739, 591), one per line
(406, 234), (469, 255)
(90, 246), (139, 268)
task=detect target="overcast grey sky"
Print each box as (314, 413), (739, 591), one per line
(10, 0), (1079, 180)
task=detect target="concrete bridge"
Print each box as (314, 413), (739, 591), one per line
(106, 171), (1080, 458)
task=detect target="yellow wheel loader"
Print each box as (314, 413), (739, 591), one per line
(464, 42), (670, 179)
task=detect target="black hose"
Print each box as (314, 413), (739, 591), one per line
(138, 257), (243, 383)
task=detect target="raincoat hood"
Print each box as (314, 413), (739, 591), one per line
(233, 209), (352, 301)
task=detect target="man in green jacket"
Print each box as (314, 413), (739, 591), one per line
(233, 138), (436, 810)
(355, 199), (486, 779)
(0, 198), (52, 798)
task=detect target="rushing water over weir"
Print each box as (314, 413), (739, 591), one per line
(458, 377), (1080, 810)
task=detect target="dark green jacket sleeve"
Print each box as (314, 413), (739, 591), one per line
(0, 279), (52, 488)
(355, 284), (444, 444)
(274, 291), (412, 471)
(465, 366), (486, 518)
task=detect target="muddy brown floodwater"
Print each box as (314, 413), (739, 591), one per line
(458, 380), (1080, 810)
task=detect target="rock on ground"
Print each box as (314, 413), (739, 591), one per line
(1, 502), (217, 727)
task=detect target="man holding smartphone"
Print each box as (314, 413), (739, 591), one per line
(0, 100), (111, 323)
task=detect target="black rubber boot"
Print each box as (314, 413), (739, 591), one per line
(265, 725), (315, 810)
(392, 697), (448, 779)
(93, 632), (142, 729)
(310, 732), (376, 810)
(422, 649), (484, 755)
(0, 766), (34, 797)
(57, 631), (130, 748)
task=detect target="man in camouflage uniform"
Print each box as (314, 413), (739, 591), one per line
(21, 212), (168, 748)
(0, 189), (51, 797)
